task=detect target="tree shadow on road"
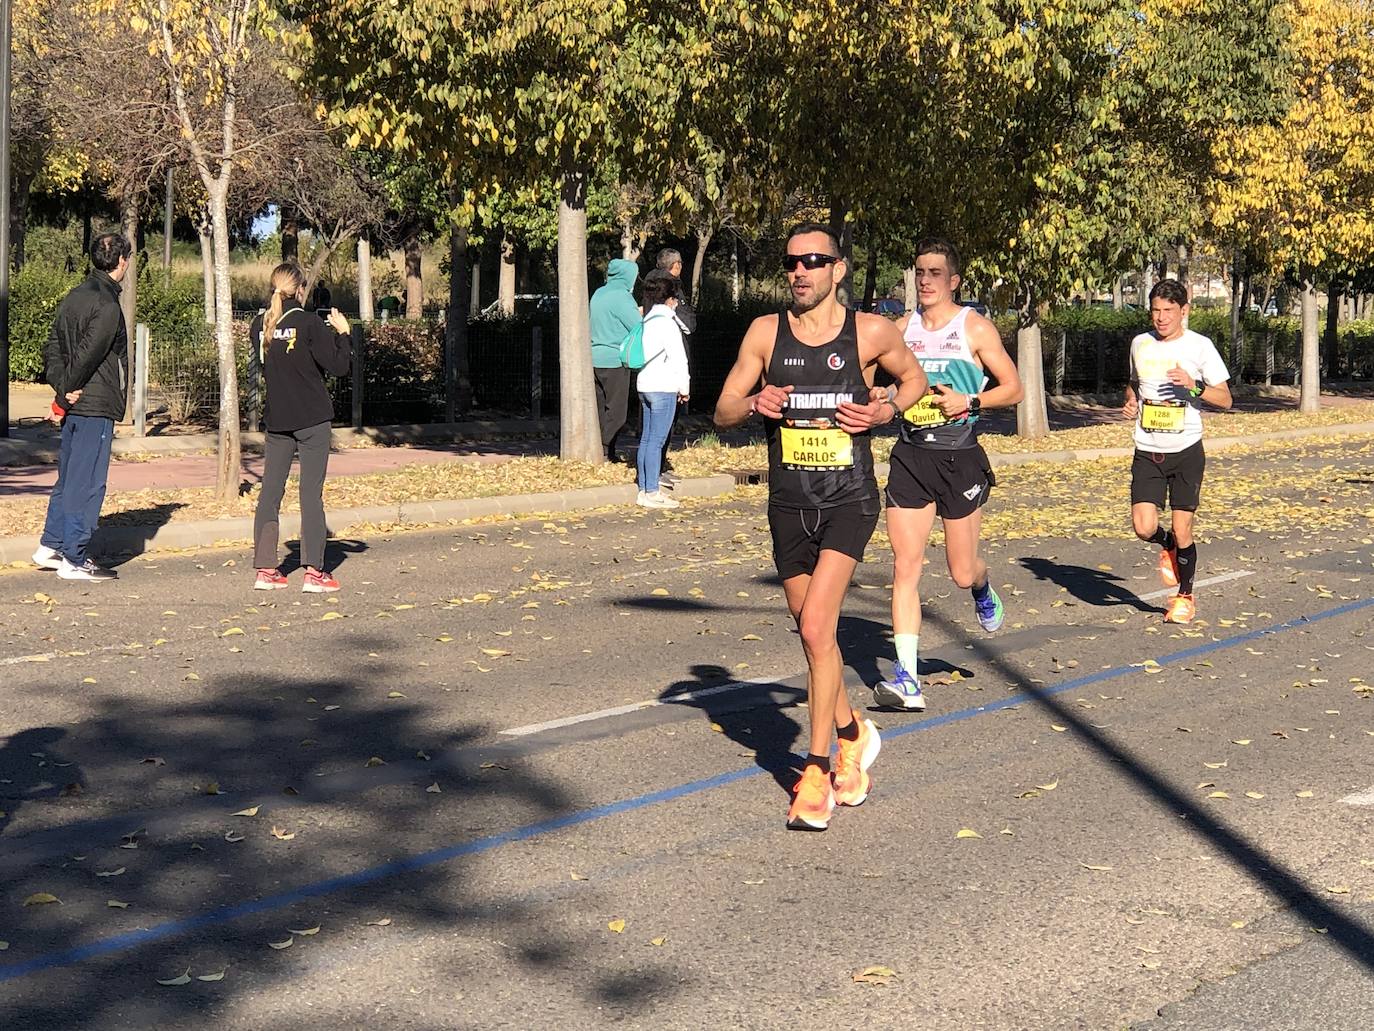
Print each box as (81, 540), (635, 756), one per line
(0, 633), (677, 1028)
(0, 727), (85, 842)
(1019, 555), (1165, 614)
(930, 605), (1374, 975)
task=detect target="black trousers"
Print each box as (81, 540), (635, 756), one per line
(253, 420), (332, 570)
(594, 366), (632, 455)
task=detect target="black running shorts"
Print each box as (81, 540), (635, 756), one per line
(767, 498), (880, 581)
(1131, 441), (1205, 512)
(885, 442), (995, 520)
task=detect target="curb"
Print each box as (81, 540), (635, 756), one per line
(0, 474), (739, 566)
(0, 419), (560, 466)
(2, 419), (1370, 566)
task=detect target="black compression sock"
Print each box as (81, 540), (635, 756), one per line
(1176, 543), (1197, 594)
(805, 753), (831, 774)
(1147, 527), (1174, 550)
(836, 719), (860, 742)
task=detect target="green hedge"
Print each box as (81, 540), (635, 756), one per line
(9, 263), (82, 382)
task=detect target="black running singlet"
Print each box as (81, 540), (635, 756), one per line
(764, 309), (877, 509)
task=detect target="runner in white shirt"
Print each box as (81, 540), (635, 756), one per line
(1122, 278), (1232, 624)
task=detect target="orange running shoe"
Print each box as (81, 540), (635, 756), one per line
(1158, 545), (1180, 588)
(1164, 593), (1196, 624)
(786, 764), (835, 831)
(833, 711), (882, 806)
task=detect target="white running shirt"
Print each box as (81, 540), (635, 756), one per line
(1129, 328), (1229, 453)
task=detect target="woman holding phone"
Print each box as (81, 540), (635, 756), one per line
(248, 262), (352, 592)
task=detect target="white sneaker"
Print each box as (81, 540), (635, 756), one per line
(639, 490), (680, 509)
(57, 557), (117, 582)
(32, 546), (62, 571)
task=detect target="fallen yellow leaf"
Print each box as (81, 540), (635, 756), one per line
(608, 919), (626, 933)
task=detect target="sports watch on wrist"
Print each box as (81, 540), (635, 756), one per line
(967, 394), (982, 415)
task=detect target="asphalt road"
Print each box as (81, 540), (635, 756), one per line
(1, 439), (1372, 1030)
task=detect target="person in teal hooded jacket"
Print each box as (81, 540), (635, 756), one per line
(589, 258), (641, 461)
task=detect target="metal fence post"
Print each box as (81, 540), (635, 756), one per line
(1094, 330), (1106, 394)
(530, 325), (542, 419)
(1265, 331), (1275, 385)
(351, 323), (364, 429)
(134, 323), (149, 436)
(1053, 328), (1066, 396)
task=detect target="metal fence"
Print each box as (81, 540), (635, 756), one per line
(140, 314), (1373, 431)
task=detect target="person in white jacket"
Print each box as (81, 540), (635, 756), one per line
(634, 276), (690, 509)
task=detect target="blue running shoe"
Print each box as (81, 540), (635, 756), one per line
(974, 585), (1005, 633)
(872, 664), (926, 711)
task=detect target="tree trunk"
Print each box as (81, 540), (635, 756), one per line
(1015, 281), (1050, 438)
(862, 241), (878, 309)
(1112, 277), (1124, 311)
(691, 223), (712, 303)
(620, 222), (639, 262)
(11, 167), (34, 270)
(281, 204), (299, 263)
(1229, 251), (1244, 378)
(828, 197), (854, 306)
(731, 236), (740, 308)
(1176, 241), (1190, 294)
(1299, 275), (1320, 414)
(446, 219), (472, 420)
(469, 252), (481, 317)
(403, 230), (423, 320)
(198, 219), (215, 324)
(499, 232), (516, 316)
(357, 232), (373, 322)
(209, 183), (241, 501)
(120, 191), (140, 421)
(558, 170), (601, 462)
(904, 265), (917, 313)
(1323, 280), (1341, 379)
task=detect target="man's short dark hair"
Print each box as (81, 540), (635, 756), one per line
(641, 276), (676, 308)
(91, 233), (132, 273)
(656, 248), (682, 271)
(787, 222), (841, 256)
(1149, 278), (1189, 306)
(915, 237), (961, 278)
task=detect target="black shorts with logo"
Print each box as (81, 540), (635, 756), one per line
(885, 441), (994, 520)
(767, 498), (880, 581)
(1131, 441), (1205, 512)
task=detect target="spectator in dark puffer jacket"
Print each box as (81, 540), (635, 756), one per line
(33, 232), (132, 582)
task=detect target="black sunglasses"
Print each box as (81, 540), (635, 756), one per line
(782, 253), (839, 272)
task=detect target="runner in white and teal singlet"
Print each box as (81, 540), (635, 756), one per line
(898, 306), (988, 450)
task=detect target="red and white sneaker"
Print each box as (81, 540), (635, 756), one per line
(254, 568), (289, 590)
(302, 569), (340, 593)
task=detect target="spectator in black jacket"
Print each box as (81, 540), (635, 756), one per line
(33, 232), (132, 582)
(643, 249), (697, 479)
(248, 262), (352, 593)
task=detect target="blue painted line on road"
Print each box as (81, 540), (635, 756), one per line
(3, 592), (1371, 983)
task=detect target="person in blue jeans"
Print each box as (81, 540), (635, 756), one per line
(634, 276), (690, 510)
(33, 233), (133, 583)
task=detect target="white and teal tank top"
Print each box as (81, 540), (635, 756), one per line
(898, 306), (987, 450)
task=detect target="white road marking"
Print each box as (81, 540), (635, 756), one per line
(1136, 569), (1253, 602)
(502, 571), (1261, 738)
(1340, 786), (1374, 806)
(500, 676), (786, 737)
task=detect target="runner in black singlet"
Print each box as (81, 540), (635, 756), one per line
(714, 222), (927, 832)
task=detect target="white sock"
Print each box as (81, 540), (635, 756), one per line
(894, 633), (919, 675)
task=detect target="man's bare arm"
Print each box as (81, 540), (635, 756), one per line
(714, 316), (786, 428)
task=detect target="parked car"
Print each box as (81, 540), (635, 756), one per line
(479, 294), (558, 318)
(958, 299), (990, 316)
